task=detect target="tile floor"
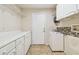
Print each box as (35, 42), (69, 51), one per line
(27, 44), (64, 55)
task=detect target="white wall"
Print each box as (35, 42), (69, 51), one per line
(21, 8), (56, 31)
(21, 8), (56, 45)
(21, 9), (32, 31)
(0, 5), (22, 32)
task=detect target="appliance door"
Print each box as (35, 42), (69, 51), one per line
(49, 32), (64, 51)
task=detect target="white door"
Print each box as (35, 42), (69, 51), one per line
(32, 13), (46, 44)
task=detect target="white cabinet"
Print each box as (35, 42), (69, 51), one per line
(49, 32), (63, 51)
(25, 33), (31, 54)
(56, 4), (63, 21)
(16, 36), (25, 55)
(64, 35), (79, 55)
(56, 4), (77, 20)
(0, 41), (15, 55)
(8, 49), (16, 55)
(63, 4), (77, 18)
(0, 32), (31, 55)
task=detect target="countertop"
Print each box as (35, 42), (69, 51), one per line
(0, 31), (31, 49)
(56, 30), (79, 38)
(56, 27), (79, 38)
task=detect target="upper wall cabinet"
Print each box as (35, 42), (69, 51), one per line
(56, 4), (78, 21)
(56, 4), (63, 21)
(63, 4), (77, 18)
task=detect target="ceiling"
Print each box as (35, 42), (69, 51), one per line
(17, 4), (56, 9)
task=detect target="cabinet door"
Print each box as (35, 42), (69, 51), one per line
(0, 47), (7, 55)
(8, 49), (16, 55)
(56, 4), (63, 21)
(16, 36), (25, 55)
(55, 33), (63, 51)
(0, 41), (15, 55)
(56, 4), (77, 20)
(25, 34), (31, 54)
(49, 32), (55, 51)
(49, 32), (63, 51)
(51, 32), (59, 51)
(63, 4), (77, 18)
